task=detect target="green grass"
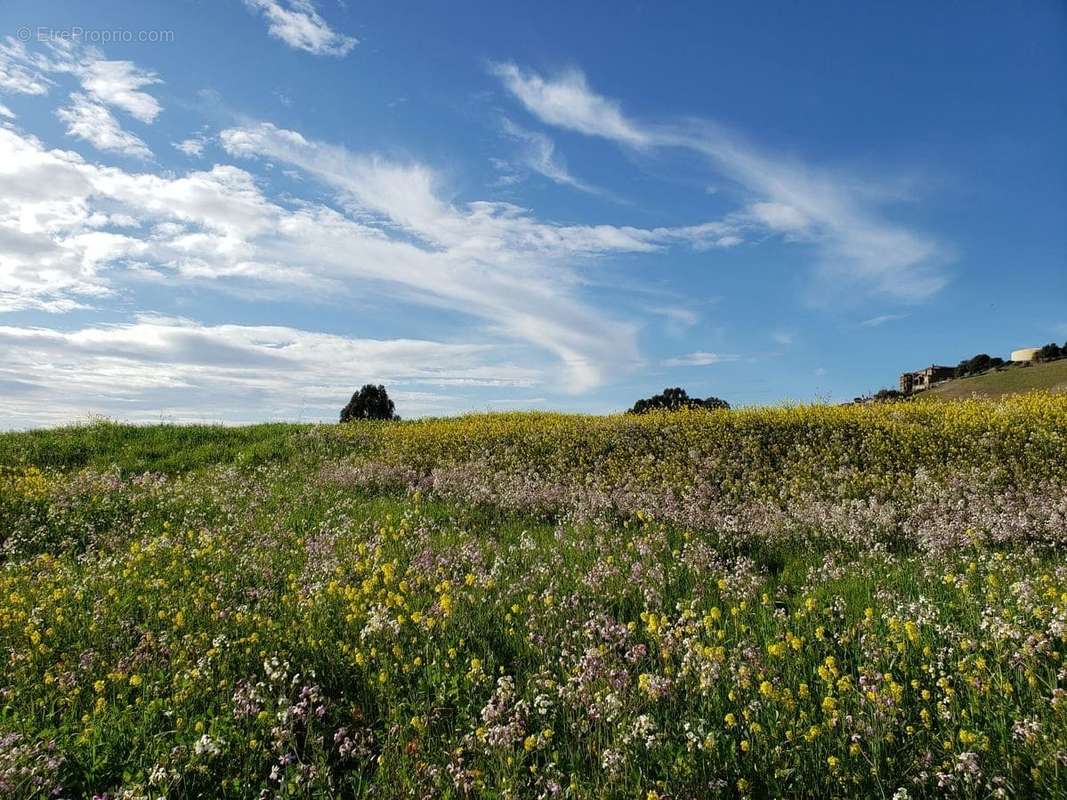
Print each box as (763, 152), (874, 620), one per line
(919, 358), (1067, 400)
(0, 421), (315, 473)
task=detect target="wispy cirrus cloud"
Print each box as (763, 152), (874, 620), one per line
(498, 117), (609, 197)
(490, 62), (950, 304)
(490, 63), (650, 147)
(0, 119), (738, 393)
(663, 351), (737, 367)
(243, 0), (357, 57)
(860, 312), (909, 327)
(217, 122), (754, 387)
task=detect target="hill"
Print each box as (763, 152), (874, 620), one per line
(918, 358), (1067, 400)
(2, 398), (1067, 797)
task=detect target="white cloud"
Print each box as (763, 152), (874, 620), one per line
(493, 63), (949, 303)
(0, 40), (164, 154)
(663, 351), (737, 367)
(244, 0), (357, 57)
(860, 312), (908, 327)
(174, 134), (210, 157)
(748, 201), (808, 233)
(499, 117), (606, 196)
(0, 100), (14, 118)
(1, 123), (708, 392)
(56, 93), (153, 158)
(0, 38), (52, 95)
(218, 122), (750, 388)
(77, 59), (162, 123)
(490, 62), (650, 147)
(0, 108), (741, 397)
(0, 316), (537, 427)
(649, 306), (699, 328)
(771, 330), (795, 346)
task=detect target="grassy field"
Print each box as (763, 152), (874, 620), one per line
(1, 396), (1066, 798)
(920, 359), (1067, 401)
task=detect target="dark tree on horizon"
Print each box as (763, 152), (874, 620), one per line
(628, 387), (730, 414)
(340, 384), (398, 422)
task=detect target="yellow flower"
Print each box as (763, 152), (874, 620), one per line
(904, 621), (920, 643)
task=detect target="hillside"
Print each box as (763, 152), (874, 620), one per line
(2, 398), (1066, 798)
(918, 358), (1067, 400)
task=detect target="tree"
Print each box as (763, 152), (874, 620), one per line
(628, 387), (730, 414)
(1035, 342), (1064, 362)
(340, 384), (398, 422)
(954, 353), (1004, 378)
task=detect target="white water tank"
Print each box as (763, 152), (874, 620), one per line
(1010, 347), (1039, 362)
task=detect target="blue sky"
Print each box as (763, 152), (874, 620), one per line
(0, 0), (1063, 425)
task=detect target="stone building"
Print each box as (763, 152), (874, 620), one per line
(899, 365), (955, 395)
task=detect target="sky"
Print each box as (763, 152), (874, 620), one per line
(0, 1), (1064, 426)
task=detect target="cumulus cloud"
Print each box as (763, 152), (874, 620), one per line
(492, 62), (949, 303)
(0, 316), (536, 427)
(244, 0), (357, 57)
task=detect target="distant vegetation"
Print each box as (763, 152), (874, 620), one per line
(1035, 341), (1067, 362)
(954, 352), (1004, 378)
(851, 387), (904, 404)
(340, 384), (398, 423)
(628, 386), (729, 414)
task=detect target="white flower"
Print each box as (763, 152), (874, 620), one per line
(194, 733), (223, 756)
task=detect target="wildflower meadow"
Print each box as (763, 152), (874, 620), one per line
(1, 394), (1065, 798)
